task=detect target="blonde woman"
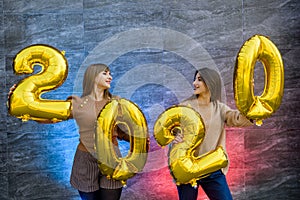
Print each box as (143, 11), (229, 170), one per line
(70, 64), (129, 200)
(8, 63), (129, 200)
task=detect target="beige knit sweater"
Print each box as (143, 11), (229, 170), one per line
(180, 97), (253, 174)
(71, 95), (129, 189)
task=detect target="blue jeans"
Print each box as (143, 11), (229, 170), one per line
(177, 170), (233, 200)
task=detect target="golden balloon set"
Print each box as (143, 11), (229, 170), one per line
(7, 34), (284, 187)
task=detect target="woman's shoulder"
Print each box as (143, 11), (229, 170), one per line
(214, 100), (225, 107)
(180, 95), (196, 106)
(213, 100), (233, 113)
(111, 95), (121, 100)
(67, 95), (83, 103)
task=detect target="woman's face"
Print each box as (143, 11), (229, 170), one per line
(193, 72), (209, 95)
(94, 70), (112, 89)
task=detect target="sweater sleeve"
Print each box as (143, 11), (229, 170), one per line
(67, 95), (82, 119)
(221, 103), (253, 127)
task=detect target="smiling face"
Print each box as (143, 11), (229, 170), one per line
(193, 72), (209, 96)
(94, 69), (112, 89)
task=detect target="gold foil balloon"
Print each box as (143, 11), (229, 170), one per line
(8, 44), (71, 122)
(153, 105), (228, 187)
(95, 98), (149, 186)
(234, 35), (284, 126)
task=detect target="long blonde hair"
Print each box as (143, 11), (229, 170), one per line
(81, 63), (112, 99)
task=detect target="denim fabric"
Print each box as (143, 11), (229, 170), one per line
(177, 170), (233, 200)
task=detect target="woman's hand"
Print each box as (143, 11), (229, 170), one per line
(173, 132), (184, 144)
(7, 84), (16, 108)
(7, 84), (16, 100)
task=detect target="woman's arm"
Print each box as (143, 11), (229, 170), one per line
(222, 103), (253, 127)
(66, 96), (74, 119)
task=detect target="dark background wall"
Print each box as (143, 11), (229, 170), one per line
(1, 0), (299, 199)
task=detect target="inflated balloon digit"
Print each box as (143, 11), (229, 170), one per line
(8, 44), (71, 122)
(154, 105), (228, 187)
(234, 35), (284, 126)
(95, 98), (149, 186)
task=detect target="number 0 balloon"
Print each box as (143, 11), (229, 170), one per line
(95, 98), (149, 186)
(234, 35), (284, 125)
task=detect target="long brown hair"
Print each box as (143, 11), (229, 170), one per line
(184, 67), (223, 103)
(81, 63), (112, 99)
(194, 67), (222, 102)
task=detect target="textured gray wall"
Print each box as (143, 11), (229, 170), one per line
(1, 0), (299, 199)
